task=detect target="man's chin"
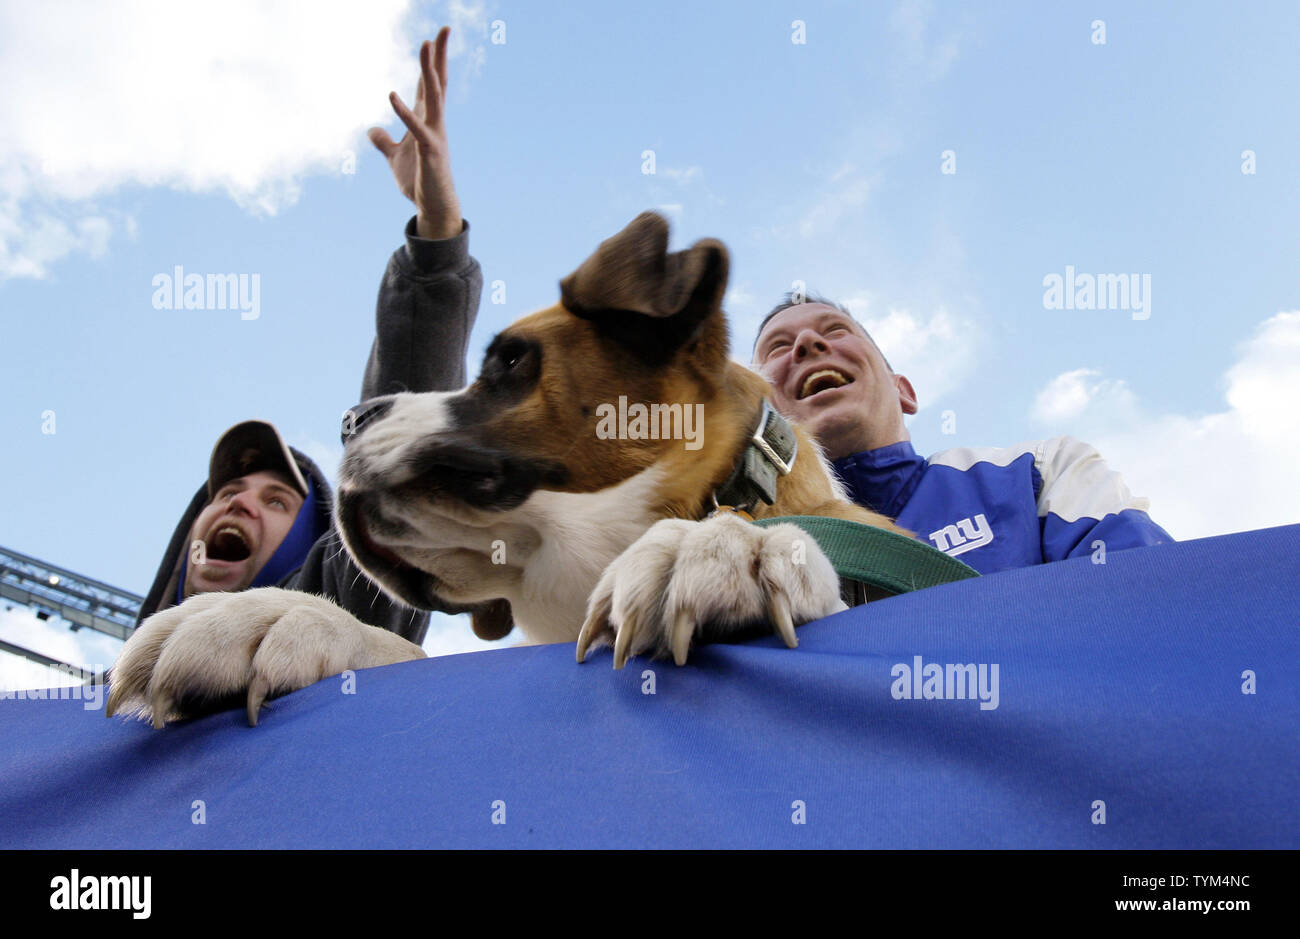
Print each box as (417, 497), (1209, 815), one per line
(186, 561), (257, 597)
(800, 409), (874, 461)
(792, 400), (854, 435)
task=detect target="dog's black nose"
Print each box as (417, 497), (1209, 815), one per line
(341, 398), (394, 446)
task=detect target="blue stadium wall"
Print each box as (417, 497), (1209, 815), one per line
(1, 524), (1296, 849)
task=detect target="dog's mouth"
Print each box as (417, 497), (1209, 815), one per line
(338, 491), (436, 608)
(797, 368), (854, 400)
(205, 523), (254, 562)
(351, 505), (406, 567)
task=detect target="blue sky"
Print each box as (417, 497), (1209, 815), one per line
(2, 0), (1298, 671)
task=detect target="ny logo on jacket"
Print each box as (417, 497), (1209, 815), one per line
(928, 513), (994, 556)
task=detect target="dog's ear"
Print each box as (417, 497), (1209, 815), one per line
(560, 211), (730, 363)
(470, 597), (514, 641)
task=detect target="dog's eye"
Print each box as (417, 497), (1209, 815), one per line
(482, 335), (536, 383)
(497, 341), (529, 371)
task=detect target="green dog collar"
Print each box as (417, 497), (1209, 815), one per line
(753, 515), (979, 598)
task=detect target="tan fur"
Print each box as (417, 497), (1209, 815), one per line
(436, 302), (905, 535)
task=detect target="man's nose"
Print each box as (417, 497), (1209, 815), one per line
(793, 328), (829, 359)
(227, 490), (261, 517)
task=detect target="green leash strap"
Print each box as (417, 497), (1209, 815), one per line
(752, 516), (979, 596)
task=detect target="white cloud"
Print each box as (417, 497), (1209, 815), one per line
(842, 298), (977, 408)
(1029, 312), (1300, 540)
(1030, 368), (1138, 425)
(0, 0), (442, 280)
(661, 165), (703, 183)
(0, 204), (119, 279)
(891, 0), (961, 82)
(434, 0), (493, 85)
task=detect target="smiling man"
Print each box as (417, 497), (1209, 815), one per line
(753, 293), (1173, 573)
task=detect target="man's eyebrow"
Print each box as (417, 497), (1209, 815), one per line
(818, 312), (855, 328)
(263, 482), (301, 501)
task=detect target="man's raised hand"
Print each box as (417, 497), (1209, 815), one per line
(368, 27), (462, 240)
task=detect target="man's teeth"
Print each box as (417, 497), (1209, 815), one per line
(800, 369), (851, 399)
(206, 525), (252, 562)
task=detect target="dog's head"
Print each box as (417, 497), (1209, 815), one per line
(337, 212), (748, 627)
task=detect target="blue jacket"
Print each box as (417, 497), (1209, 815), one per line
(832, 437), (1173, 574)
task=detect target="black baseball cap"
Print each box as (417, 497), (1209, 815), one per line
(207, 420), (309, 500)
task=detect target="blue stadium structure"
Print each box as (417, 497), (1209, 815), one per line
(0, 526), (1296, 848)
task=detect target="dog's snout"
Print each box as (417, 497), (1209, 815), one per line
(409, 441), (509, 502)
(406, 439), (569, 510)
(342, 397), (395, 446)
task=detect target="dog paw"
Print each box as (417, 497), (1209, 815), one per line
(575, 512), (845, 668)
(105, 587), (424, 728)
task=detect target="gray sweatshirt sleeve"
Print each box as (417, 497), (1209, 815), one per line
(360, 216), (482, 401)
(300, 217), (484, 645)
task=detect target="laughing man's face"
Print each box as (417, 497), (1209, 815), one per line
(183, 470), (304, 597)
(754, 303), (916, 460)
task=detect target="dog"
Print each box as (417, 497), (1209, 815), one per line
(107, 212), (906, 727)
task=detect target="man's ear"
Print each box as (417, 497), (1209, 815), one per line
(559, 211), (730, 364)
(895, 374), (918, 415)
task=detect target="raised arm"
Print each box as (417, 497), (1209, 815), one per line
(361, 27), (481, 400)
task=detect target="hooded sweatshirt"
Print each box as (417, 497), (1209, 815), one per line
(135, 217), (483, 643)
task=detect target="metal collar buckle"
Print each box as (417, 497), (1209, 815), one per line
(752, 400), (796, 476)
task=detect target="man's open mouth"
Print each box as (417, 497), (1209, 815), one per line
(798, 368), (854, 400)
(205, 524), (253, 562)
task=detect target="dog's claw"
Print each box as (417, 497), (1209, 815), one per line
(149, 691), (174, 729)
(769, 592), (798, 649)
(671, 610), (694, 666)
(577, 592), (612, 664)
(246, 676), (270, 727)
(612, 613), (636, 670)
(576, 616), (599, 664)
